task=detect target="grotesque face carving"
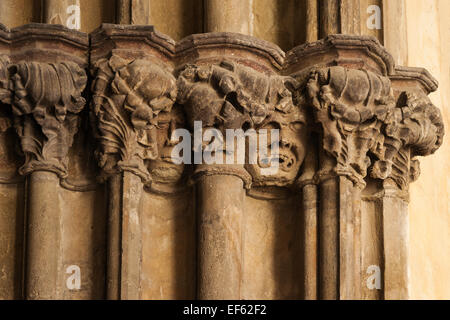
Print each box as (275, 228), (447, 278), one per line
(177, 60), (308, 187)
(147, 104), (187, 185)
(245, 107), (307, 186)
(245, 77), (308, 187)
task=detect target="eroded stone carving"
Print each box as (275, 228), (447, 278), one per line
(7, 61), (87, 177)
(305, 66), (444, 189)
(371, 91), (444, 188)
(146, 104), (190, 194)
(91, 54), (177, 184)
(177, 60), (307, 187)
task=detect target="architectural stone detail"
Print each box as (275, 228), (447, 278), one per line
(305, 66), (444, 189)
(91, 55), (177, 184)
(8, 61), (87, 178)
(177, 60), (307, 187)
(0, 22), (445, 300)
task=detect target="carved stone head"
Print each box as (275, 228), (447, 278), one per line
(244, 88), (308, 187)
(147, 104), (187, 186)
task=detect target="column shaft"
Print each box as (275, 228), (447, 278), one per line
(318, 177), (339, 299)
(25, 171), (62, 299)
(197, 174), (244, 299)
(120, 171), (143, 299)
(106, 175), (121, 300)
(204, 0), (252, 34)
(302, 184), (318, 299)
(382, 190), (409, 299)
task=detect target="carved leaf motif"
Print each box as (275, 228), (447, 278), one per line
(8, 61), (87, 177)
(306, 66), (396, 187)
(306, 66), (444, 190)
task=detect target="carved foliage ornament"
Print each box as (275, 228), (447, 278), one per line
(305, 66), (444, 189)
(91, 55), (177, 184)
(7, 61), (87, 177)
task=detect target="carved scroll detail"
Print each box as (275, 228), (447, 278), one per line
(91, 55), (177, 183)
(8, 61), (87, 178)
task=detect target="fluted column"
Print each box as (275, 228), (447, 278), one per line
(176, 33), (303, 298)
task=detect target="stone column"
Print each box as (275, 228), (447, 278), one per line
(0, 0), (41, 28)
(196, 173), (245, 299)
(90, 24), (177, 299)
(105, 175), (121, 300)
(117, 0), (151, 25)
(297, 139), (318, 300)
(381, 183), (410, 299)
(4, 25), (88, 299)
(288, 35), (444, 300)
(44, 0), (80, 29)
(306, 0), (319, 42)
(204, 0), (252, 34)
(26, 171), (62, 299)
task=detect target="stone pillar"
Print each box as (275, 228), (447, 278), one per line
(44, 0), (80, 30)
(204, 0), (252, 34)
(0, 0), (41, 28)
(196, 174), (245, 299)
(381, 183), (410, 299)
(306, 0), (319, 42)
(176, 33), (298, 299)
(105, 175), (121, 300)
(90, 24), (177, 299)
(0, 40), (25, 300)
(2, 25), (88, 299)
(287, 35), (443, 300)
(26, 171), (62, 299)
(297, 142), (318, 300)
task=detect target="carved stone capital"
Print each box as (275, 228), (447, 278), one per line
(177, 58), (307, 187)
(8, 61), (87, 177)
(0, 24), (89, 178)
(90, 25), (177, 186)
(305, 66), (395, 187)
(289, 34), (444, 190)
